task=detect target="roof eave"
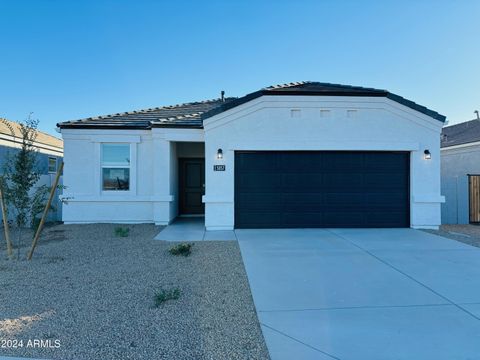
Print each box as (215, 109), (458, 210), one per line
(57, 124), (151, 130)
(150, 124), (203, 129)
(385, 93), (446, 122)
(201, 90), (446, 123)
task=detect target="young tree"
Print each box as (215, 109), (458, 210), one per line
(1, 115), (50, 258)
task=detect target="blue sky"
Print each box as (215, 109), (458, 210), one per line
(0, 0), (479, 135)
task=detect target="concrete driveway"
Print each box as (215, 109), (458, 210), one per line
(236, 228), (480, 360)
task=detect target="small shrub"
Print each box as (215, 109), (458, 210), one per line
(154, 288), (181, 307)
(114, 227), (130, 237)
(44, 256), (65, 264)
(168, 243), (193, 257)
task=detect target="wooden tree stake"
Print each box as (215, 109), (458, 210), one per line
(27, 161), (64, 260)
(0, 185), (13, 259)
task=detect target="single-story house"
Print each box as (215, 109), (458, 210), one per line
(0, 117), (63, 175)
(57, 82), (445, 230)
(441, 116), (480, 224)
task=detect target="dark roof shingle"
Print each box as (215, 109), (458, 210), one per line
(57, 81), (446, 129)
(201, 81), (446, 122)
(58, 98), (236, 129)
(441, 119), (480, 148)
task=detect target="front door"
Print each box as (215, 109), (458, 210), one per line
(179, 158), (205, 215)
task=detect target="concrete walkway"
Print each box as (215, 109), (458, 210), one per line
(154, 217), (236, 241)
(236, 228), (480, 360)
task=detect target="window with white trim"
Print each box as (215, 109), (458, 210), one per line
(101, 144), (130, 191)
(48, 157), (57, 173)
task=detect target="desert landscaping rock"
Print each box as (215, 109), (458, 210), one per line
(0, 224), (269, 360)
(423, 224), (480, 248)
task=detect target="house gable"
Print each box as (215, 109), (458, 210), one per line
(201, 82), (446, 123)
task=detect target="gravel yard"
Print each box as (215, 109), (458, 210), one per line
(0, 224), (269, 360)
(423, 224), (480, 248)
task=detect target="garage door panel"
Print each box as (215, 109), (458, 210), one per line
(237, 173), (281, 191)
(367, 193), (408, 209)
(323, 212), (366, 227)
(279, 153), (323, 172)
(282, 212), (325, 227)
(364, 153), (409, 171)
(283, 193), (325, 211)
(323, 173), (364, 189)
(282, 174), (323, 189)
(324, 193), (366, 208)
(366, 212), (409, 227)
(236, 153), (278, 172)
(235, 151), (409, 228)
(236, 193), (283, 210)
(323, 153), (365, 171)
(364, 174), (407, 189)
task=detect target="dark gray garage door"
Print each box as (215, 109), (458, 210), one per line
(234, 151), (410, 228)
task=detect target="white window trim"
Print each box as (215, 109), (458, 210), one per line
(95, 142), (137, 196)
(48, 156), (57, 174)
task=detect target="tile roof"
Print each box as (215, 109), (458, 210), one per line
(0, 118), (63, 149)
(58, 98), (236, 130)
(201, 82), (446, 122)
(57, 81), (446, 130)
(441, 119), (480, 148)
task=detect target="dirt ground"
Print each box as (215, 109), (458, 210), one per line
(423, 224), (480, 248)
(0, 223), (269, 360)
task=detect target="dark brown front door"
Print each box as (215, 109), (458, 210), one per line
(179, 158), (205, 214)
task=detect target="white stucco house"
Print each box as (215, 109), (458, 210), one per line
(57, 82), (446, 230)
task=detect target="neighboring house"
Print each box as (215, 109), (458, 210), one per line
(0, 118), (63, 174)
(441, 117), (480, 224)
(0, 118), (64, 221)
(57, 82), (445, 229)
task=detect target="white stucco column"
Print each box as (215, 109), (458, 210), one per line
(203, 137), (235, 230)
(152, 131), (175, 225)
(410, 143), (445, 229)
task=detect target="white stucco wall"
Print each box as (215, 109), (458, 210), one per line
(61, 129), (155, 223)
(203, 95), (444, 230)
(61, 95), (443, 229)
(61, 128), (204, 224)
